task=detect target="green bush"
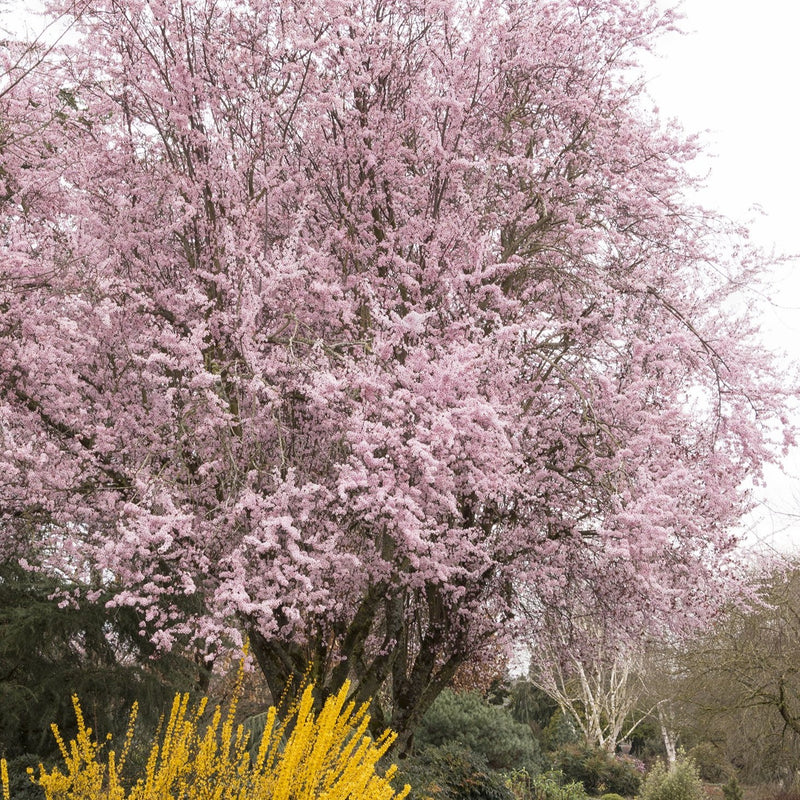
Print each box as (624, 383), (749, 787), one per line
(550, 746), (641, 797)
(638, 759), (704, 800)
(417, 689), (543, 774)
(599, 794), (627, 800)
(721, 776), (743, 800)
(541, 710), (580, 751)
(686, 742), (733, 783)
(398, 743), (514, 800)
(505, 769), (588, 800)
(1, 755), (46, 800)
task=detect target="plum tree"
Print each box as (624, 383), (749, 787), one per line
(0, 0), (791, 750)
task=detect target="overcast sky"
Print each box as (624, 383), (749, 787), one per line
(647, 0), (800, 320)
(645, 1), (800, 553)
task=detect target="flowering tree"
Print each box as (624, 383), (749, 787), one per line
(0, 0), (791, 750)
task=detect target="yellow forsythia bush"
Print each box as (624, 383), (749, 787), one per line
(1, 671), (409, 800)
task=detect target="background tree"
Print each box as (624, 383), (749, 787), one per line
(668, 562), (800, 784)
(507, 680), (559, 741)
(529, 616), (656, 753)
(0, 0), (791, 752)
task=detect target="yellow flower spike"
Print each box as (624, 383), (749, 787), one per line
(222, 657), (245, 743)
(1, 758), (9, 800)
(49, 722), (70, 765)
(116, 701), (139, 777)
(192, 696), (209, 726)
(297, 684), (350, 799)
(253, 706), (277, 772)
(232, 724), (251, 772)
(271, 686), (316, 800)
(331, 711), (372, 776)
(71, 694), (85, 731)
(138, 718), (163, 799)
(159, 693), (183, 767)
(200, 706), (222, 762)
(108, 750), (125, 800)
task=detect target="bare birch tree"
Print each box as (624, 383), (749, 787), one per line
(530, 625), (658, 753)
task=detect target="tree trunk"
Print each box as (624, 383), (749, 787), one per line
(657, 702), (677, 766)
(245, 585), (477, 756)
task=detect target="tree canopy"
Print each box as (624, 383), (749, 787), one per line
(0, 0), (791, 749)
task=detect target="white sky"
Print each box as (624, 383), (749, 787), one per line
(647, 0), (800, 263)
(644, 1), (800, 554)
(3, 0), (800, 550)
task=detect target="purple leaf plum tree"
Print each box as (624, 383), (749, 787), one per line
(0, 0), (792, 751)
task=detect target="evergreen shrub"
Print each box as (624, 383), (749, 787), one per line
(0, 757), (45, 800)
(638, 758), (704, 800)
(0, 559), (200, 762)
(550, 745), (640, 796)
(721, 776), (743, 800)
(398, 743), (513, 800)
(541, 711), (580, 751)
(507, 683), (559, 737)
(416, 689), (543, 774)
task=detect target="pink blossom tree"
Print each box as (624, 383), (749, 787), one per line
(0, 0), (792, 750)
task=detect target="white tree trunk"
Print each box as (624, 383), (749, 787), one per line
(657, 702), (678, 766)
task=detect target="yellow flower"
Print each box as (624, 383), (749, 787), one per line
(26, 664), (409, 800)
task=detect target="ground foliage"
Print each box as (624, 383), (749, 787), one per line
(549, 745), (642, 796)
(505, 770), (588, 800)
